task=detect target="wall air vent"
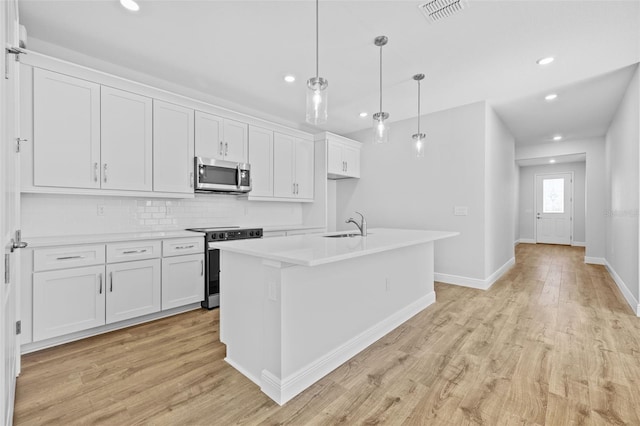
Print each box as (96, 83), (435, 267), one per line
(419, 0), (469, 23)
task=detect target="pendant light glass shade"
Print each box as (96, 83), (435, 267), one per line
(412, 73), (425, 157)
(306, 77), (328, 125)
(373, 36), (389, 143)
(306, 0), (328, 125)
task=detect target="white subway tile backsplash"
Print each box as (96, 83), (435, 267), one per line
(21, 193), (304, 237)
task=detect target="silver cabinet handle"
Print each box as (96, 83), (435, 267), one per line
(94, 162), (98, 182)
(225, 142), (228, 156)
(175, 245), (195, 250)
(103, 163), (108, 183)
(123, 249), (147, 254)
(292, 182), (295, 195)
(219, 141), (223, 156)
(110, 272), (113, 292)
(345, 161), (348, 172)
(190, 172), (194, 188)
(99, 273), (103, 294)
(56, 255), (84, 260)
(201, 259), (204, 276)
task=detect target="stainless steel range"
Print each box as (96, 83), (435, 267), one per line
(186, 226), (263, 309)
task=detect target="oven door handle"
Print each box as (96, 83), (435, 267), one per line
(236, 165), (241, 188)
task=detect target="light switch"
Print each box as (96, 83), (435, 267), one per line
(454, 206), (468, 216)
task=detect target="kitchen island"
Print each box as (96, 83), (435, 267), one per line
(212, 228), (458, 405)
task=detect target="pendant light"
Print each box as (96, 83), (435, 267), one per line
(373, 35), (389, 143)
(306, 0), (328, 125)
(412, 73), (426, 158)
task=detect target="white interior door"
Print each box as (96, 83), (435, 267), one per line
(536, 173), (573, 245)
(1, 1), (22, 425)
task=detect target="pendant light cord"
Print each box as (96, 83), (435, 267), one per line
(379, 44), (383, 113)
(315, 0), (319, 78)
(417, 78), (421, 134)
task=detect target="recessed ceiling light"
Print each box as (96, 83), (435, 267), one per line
(549, 159), (556, 163)
(545, 93), (558, 101)
(553, 135), (563, 141)
(536, 56), (555, 65)
(284, 75), (296, 83)
(359, 112), (368, 118)
(120, 0), (140, 11)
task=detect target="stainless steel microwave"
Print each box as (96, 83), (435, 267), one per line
(194, 157), (251, 194)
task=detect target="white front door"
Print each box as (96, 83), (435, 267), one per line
(1, 1), (22, 424)
(535, 173), (573, 245)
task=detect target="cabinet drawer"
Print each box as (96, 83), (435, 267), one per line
(162, 238), (204, 257)
(106, 240), (161, 263)
(34, 245), (105, 272)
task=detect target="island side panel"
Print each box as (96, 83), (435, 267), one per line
(272, 242), (435, 403)
(219, 251), (268, 385)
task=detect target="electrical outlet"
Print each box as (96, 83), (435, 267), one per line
(97, 205), (105, 216)
(454, 206), (468, 216)
(385, 278), (390, 292)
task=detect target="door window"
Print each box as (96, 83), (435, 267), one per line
(542, 178), (564, 213)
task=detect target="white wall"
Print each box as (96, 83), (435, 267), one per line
(518, 162), (586, 244)
(515, 138), (606, 261)
(605, 64), (639, 309)
(21, 194), (304, 237)
(484, 105), (516, 276)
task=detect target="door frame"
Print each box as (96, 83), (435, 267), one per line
(534, 171), (574, 245)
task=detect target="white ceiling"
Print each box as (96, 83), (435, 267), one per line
(517, 153), (586, 167)
(18, 0), (640, 144)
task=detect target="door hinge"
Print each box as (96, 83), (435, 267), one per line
(16, 138), (27, 153)
(4, 254), (10, 284)
(5, 47), (21, 80)
(16, 321), (21, 335)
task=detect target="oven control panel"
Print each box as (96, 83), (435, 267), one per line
(208, 228), (262, 241)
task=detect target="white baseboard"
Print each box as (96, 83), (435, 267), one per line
(260, 291), (436, 405)
(605, 260), (640, 317)
(435, 257), (515, 291)
(572, 241), (586, 247)
(585, 256), (606, 265)
(518, 238), (536, 244)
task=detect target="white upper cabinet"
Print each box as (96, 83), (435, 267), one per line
(273, 133), (314, 201)
(195, 111), (248, 163)
(101, 86), (153, 191)
(248, 126), (274, 197)
(322, 132), (361, 179)
(33, 68), (101, 189)
(153, 100), (195, 194)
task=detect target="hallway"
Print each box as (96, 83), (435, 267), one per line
(14, 243), (640, 425)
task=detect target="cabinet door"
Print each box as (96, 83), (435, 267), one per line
(106, 259), (161, 324)
(248, 126), (273, 197)
(195, 111), (223, 160)
(326, 140), (343, 176)
(33, 265), (106, 341)
(223, 119), (248, 163)
(153, 100), (195, 194)
(33, 68), (100, 189)
(342, 144), (361, 178)
(273, 133), (295, 198)
(294, 139), (315, 200)
(161, 254), (204, 310)
(101, 86), (153, 191)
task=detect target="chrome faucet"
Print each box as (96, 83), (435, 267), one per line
(345, 211), (367, 237)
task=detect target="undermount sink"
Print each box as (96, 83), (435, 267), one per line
(324, 233), (364, 238)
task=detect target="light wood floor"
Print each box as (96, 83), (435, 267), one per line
(14, 244), (640, 425)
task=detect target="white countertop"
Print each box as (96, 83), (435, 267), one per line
(25, 230), (203, 248)
(210, 228), (459, 266)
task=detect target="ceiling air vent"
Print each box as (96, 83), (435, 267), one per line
(419, 0), (469, 23)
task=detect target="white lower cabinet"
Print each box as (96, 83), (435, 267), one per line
(106, 259), (161, 323)
(29, 237), (201, 347)
(33, 265), (106, 341)
(162, 254), (204, 310)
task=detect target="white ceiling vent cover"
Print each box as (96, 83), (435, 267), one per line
(419, 0), (469, 23)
